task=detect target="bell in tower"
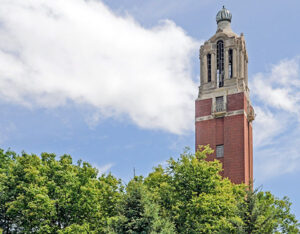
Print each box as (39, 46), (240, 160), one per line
(195, 6), (255, 185)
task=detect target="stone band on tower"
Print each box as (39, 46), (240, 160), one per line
(195, 6), (255, 185)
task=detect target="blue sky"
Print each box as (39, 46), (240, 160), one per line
(0, 0), (300, 218)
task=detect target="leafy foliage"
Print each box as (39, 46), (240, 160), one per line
(0, 147), (299, 233)
(232, 188), (300, 233)
(145, 146), (245, 233)
(0, 149), (121, 233)
(106, 176), (175, 233)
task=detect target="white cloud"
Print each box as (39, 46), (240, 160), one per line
(0, 0), (200, 134)
(251, 58), (300, 114)
(94, 163), (113, 175)
(254, 133), (300, 181)
(251, 58), (300, 148)
(251, 57), (300, 180)
(252, 106), (285, 147)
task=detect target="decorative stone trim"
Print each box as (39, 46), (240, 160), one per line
(195, 109), (246, 122)
(195, 115), (214, 122)
(213, 111), (226, 118)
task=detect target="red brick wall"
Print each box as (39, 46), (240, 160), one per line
(195, 118), (224, 173)
(216, 118), (224, 145)
(195, 92), (253, 185)
(227, 93), (244, 112)
(195, 98), (212, 117)
(196, 119), (215, 152)
(243, 114), (249, 185)
(223, 114), (246, 184)
(249, 122), (253, 184)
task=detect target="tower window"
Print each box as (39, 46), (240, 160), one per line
(207, 54), (211, 82)
(228, 49), (233, 78)
(217, 40), (224, 87)
(216, 145), (224, 158)
(216, 96), (224, 112)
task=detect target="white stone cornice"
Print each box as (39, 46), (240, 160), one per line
(195, 109), (247, 122)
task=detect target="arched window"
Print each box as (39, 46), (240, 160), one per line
(228, 49), (233, 78)
(207, 54), (211, 82)
(217, 40), (224, 87)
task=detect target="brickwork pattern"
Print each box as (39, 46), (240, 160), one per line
(227, 92), (244, 111)
(195, 98), (212, 117)
(195, 92), (253, 185)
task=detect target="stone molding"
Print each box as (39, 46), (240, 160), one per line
(195, 109), (246, 122)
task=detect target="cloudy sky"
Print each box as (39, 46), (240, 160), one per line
(0, 0), (300, 218)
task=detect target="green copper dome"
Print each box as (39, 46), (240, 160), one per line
(216, 6), (232, 23)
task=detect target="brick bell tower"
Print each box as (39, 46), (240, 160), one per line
(195, 6), (255, 185)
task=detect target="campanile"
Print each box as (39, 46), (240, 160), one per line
(195, 7), (255, 185)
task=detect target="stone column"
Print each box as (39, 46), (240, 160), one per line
(224, 49), (229, 80)
(200, 52), (204, 85)
(245, 60), (248, 85)
(233, 48), (237, 78)
(203, 54), (207, 83)
(240, 50), (244, 78)
(211, 53), (216, 86)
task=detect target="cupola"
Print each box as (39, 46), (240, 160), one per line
(216, 6), (232, 23)
(216, 6), (232, 32)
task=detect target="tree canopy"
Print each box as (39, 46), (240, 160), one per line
(0, 146), (299, 233)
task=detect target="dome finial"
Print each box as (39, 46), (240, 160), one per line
(216, 6), (232, 24)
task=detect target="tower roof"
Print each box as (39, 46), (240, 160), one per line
(216, 6), (232, 24)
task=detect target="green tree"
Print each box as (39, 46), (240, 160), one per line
(0, 147), (299, 233)
(107, 176), (175, 234)
(144, 146), (299, 233)
(144, 146), (245, 233)
(232, 188), (299, 233)
(58, 223), (93, 234)
(0, 150), (121, 233)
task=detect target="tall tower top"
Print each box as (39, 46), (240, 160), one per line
(216, 6), (233, 32)
(199, 5), (249, 99)
(196, 8), (254, 186)
(216, 6), (232, 23)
